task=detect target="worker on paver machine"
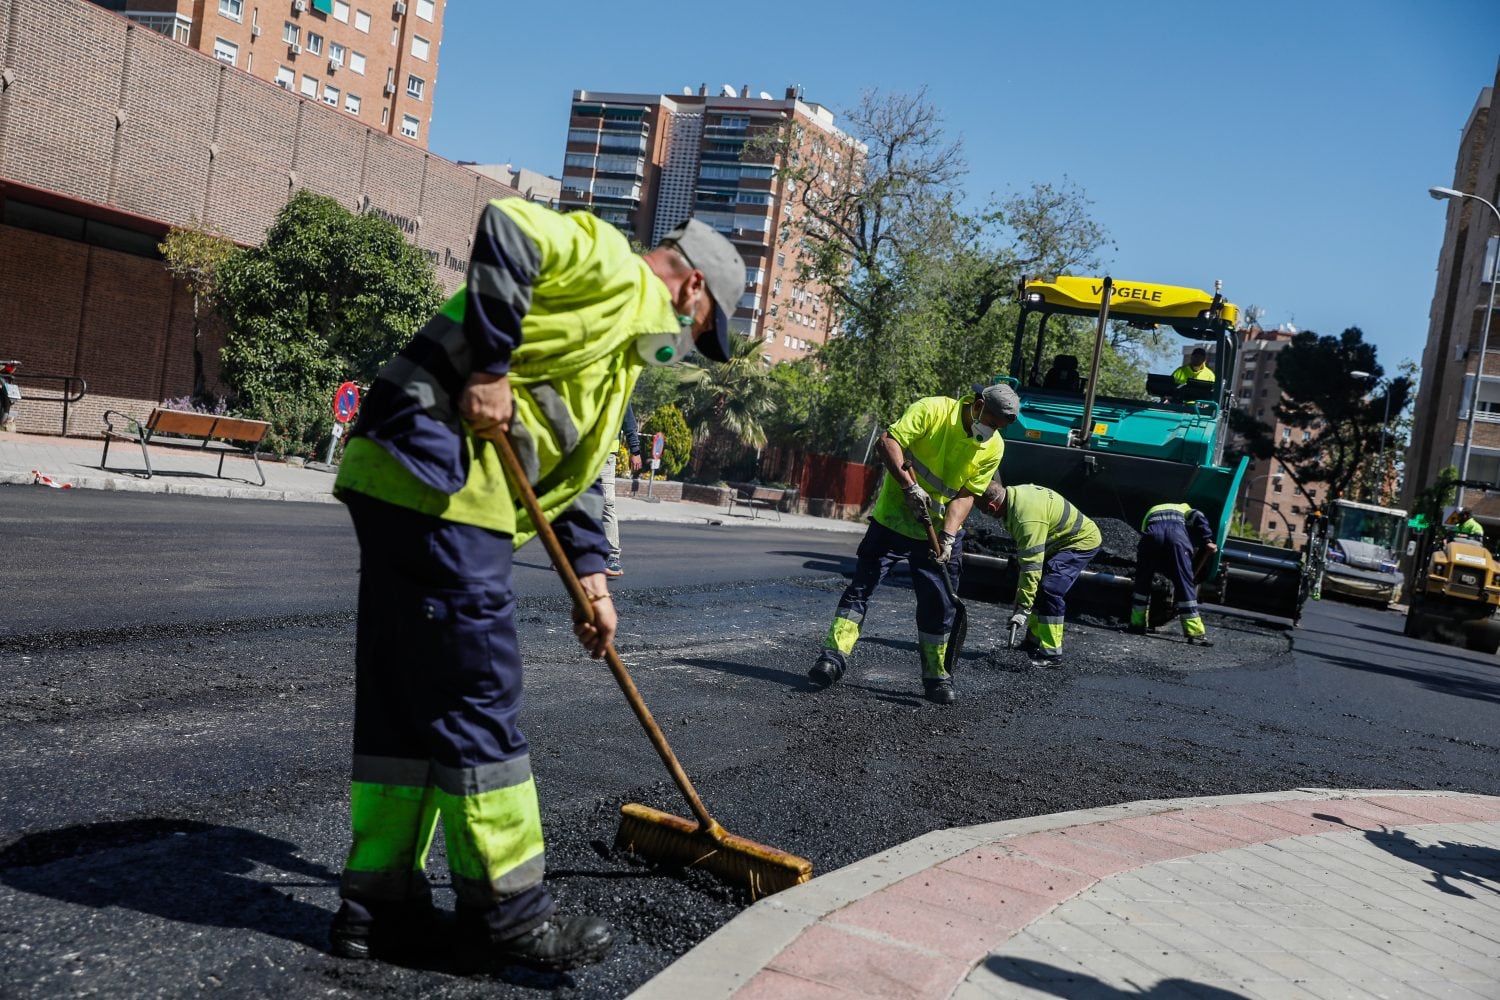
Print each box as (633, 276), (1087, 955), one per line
(977, 480), (1101, 666)
(1127, 502), (1217, 646)
(1453, 508), (1485, 541)
(808, 384), (1016, 705)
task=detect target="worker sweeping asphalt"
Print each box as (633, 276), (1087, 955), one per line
(808, 384), (1016, 705)
(976, 479), (1101, 666)
(329, 202), (743, 972)
(1127, 502), (1217, 645)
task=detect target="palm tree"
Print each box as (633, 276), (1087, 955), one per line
(681, 334), (776, 450)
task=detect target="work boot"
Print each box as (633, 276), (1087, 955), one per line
(463, 915), (614, 973)
(923, 677), (956, 705)
(329, 898), (439, 961)
(605, 556), (624, 578)
(1124, 624), (1148, 636)
(1186, 635), (1215, 647)
(808, 650), (846, 688)
(1029, 649), (1063, 669)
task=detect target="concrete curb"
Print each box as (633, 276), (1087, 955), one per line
(629, 788), (1500, 999)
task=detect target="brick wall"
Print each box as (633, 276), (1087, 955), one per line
(0, 0), (515, 435)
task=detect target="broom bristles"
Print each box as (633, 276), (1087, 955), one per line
(614, 802), (812, 899)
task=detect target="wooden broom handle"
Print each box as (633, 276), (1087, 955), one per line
(492, 432), (721, 834)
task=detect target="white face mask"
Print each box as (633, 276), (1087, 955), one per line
(971, 405), (997, 443)
(635, 317), (698, 366)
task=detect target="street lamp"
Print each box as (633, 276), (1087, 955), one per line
(1430, 186), (1500, 506)
(1349, 369), (1392, 503)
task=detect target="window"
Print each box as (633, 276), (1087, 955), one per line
(218, 0), (243, 20)
(1281, 427), (1290, 440)
(213, 37), (238, 65)
(334, 0), (351, 21)
(391, 27), (399, 46)
(275, 65), (295, 88)
(411, 35), (430, 60)
(400, 114), (419, 138)
(330, 42), (346, 65)
(1269, 521), (1279, 531)
(300, 74), (319, 97)
(345, 92), (361, 115)
(355, 8), (371, 30)
(306, 32), (324, 55)
(1273, 481), (1284, 493)
(1302, 430), (1311, 441)
(381, 107), (389, 125)
(406, 74), (425, 99)
(776, 253), (785, 267)
(349, 51), (366, 73)
(416, 0), (435, 19)
(283, 21), (300, 44)
(323, 84), (340, 106)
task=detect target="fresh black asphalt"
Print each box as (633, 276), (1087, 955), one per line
(2, 486), (1497, 998)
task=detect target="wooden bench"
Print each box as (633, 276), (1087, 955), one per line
(727, 483), (797, 521)
(100, 409), (272, 487)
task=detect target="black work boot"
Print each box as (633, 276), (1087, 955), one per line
(923, 677), (957, 705)
(329, 898), (439, 961)
(808, 650), (847, 688)
(1186, 635), (1215, 647)
(466, 915), (614, 972)
(1124, 624), (1148, 636)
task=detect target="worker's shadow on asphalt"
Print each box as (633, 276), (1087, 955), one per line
(1312, 814), (1500, 899)
(984, 956), (1250, 997)
(766, 550), (860, 575)
(678, 653), (927, 706)
(0, 818), (338, 952)
(1313, 648), (1500, 706)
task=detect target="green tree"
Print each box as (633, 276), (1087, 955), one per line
(159, 222), (238, 401)
(214, 190), (442, 454)
(1231, 327), (1411, 505)
(680, 334), (777, 450)
(639, 404), (692, 477)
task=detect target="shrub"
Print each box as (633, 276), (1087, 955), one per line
(240, 389), (335, 460)
(639, 404), (692, 478)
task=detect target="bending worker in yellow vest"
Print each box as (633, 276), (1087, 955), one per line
(331, 204), (743, 972)
(1127, 502), (1217, 645)
(809, 384), (1018, 705)
(977, 480), (1101, 665)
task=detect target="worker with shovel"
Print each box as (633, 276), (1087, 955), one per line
(330, 203), (743, 972)
(977, 480), (1101, 666)
(1127, 502), (1216, 645)
(808, 384), (1015, 705)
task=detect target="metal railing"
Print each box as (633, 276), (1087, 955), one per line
(15, 372), (88, 436)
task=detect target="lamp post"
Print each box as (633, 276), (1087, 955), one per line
(1349, 369), (1392, 504)
(1430, 186), (1500, 506)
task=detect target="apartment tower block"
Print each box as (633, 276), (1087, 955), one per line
(87, 0), (445, 146)
(558, 85), (861, 363)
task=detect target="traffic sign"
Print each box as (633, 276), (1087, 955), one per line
(333, 381), (360, 423)
(651, 432), (665, 460)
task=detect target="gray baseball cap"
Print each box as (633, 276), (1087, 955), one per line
(663, 219), (746, 363)
(971, 382), (1021, 421)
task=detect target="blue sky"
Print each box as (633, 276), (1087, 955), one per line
(429, 1), (1499, 376)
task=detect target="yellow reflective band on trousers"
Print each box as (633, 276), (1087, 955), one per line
(436, 778), (547, 907)
(1182, 615), (1207, 638)
(919, 638), (950, 679)
(825, 615), (860, 655)
(344, 776), (546, 907)
(344, 782), (440, 901)
(1031, 614), (1065, 653)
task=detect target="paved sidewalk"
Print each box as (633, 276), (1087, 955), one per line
(634, 789), (1500, 999)
(0, 431), (865, 533)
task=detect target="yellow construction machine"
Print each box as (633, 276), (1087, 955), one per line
(1404, 488), (1500, 653)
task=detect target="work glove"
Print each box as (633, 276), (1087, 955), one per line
(1008, 607), (1030, 631)
(934, 530), (957, 564)
(903, 481), (933, 522)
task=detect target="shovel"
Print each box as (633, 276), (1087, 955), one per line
(905, 463), (967, 675)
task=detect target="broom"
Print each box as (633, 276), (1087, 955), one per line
(493, 433), (812, 900)
(905, 463), (968, 675)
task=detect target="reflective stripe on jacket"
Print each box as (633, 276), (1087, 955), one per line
(871, 395), (1004, 541)
(336, 199), (679, 545)
(1006, 484), (1102, 608)
(1141, 502), (1213, 549)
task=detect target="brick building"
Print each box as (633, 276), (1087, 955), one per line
(87, 0), (445, 147)
(0, 0), (515, 436)
(1405, 59), (1500, 527)
(558, 86), (863, 363)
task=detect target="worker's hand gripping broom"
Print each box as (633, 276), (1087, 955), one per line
(493, 433), (812, 899)
(905, 462), (968, 675)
